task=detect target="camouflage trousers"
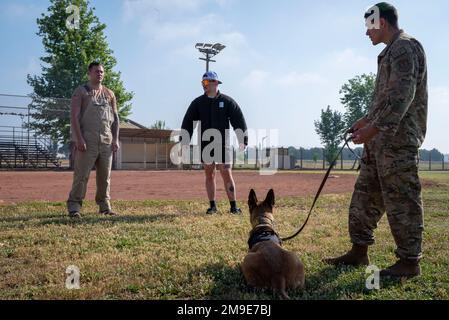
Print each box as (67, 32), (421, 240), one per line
(349, 140), (424, 262)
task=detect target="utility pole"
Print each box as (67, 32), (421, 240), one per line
(195, 43), (226, 72)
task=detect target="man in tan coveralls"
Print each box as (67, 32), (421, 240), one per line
(67, 62), (120, 218)
(325, 3), (428, 279)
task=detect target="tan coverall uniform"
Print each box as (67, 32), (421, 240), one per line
(67, 85), (115, 213)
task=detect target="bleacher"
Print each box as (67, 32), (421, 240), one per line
(0, 128), (61, 169)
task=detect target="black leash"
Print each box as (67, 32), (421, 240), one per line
(281, 131), (361, 242)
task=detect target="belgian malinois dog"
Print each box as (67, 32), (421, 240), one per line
(241, 189), (305, 299)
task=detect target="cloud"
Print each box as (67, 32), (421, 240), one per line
(275, 72), (327, 87)
(240, 48), (369, 92)
(136, 13), (243, 45)
(121, 0), (255, 69)
(123, 0), (246, 50)
(145, 20), (204, 41)
(122, 0), (231, 22)
(242, 70), (270, 90)
(335, 48), (371, 66)
(241, 70), (327, 92)
(123, 0), (204, 21)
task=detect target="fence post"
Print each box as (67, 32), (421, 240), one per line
(166, 143), (168, 169)
(27, 105), (30, 167)
(341, 149), (344, 170)
(282, 148), (285, 170)
(256, 147), (259, 169)
(13, 127), (17, 167)
(300, 148), (303, 170)
(156, 141), (158, 170)
(442, 155), (445, 171)
(144, 142), (147, 170)
(36, 139), (39, 167)
(190, 145), (193, 170)
(322, 149), (325, 170)
(429, 152), (432, 171)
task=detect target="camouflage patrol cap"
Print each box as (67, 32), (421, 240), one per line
(364, 2), (399, 27)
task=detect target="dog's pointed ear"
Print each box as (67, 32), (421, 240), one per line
(248, 189), (258, 210)
(264, 189), (275, 207)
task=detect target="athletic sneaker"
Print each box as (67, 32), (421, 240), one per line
(206, 207), (218, 215)
(69, 211), (82, 219)
(230, 207), (242, 215)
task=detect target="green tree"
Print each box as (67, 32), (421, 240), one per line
(314, 106), (346, 165)
(340, 73), (376, 128)
(27, 0), (133, 144)
(150, 120), (167, 130)
(419, 148), (444, 162)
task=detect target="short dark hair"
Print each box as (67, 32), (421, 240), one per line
(364, 2), (399, 28)
(88, 61), (103, 71)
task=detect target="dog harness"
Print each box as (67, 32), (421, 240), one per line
(248, 226), (282, 250)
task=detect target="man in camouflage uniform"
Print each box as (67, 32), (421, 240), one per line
(325, 3), (428, 278)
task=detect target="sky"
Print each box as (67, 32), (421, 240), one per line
(0, 0), (448, 152)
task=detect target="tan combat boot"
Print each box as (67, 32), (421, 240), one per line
(324, 244), (370, 267)
(380, 260), (421, 279)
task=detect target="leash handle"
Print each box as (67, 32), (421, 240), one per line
(281, 133), (354, 242)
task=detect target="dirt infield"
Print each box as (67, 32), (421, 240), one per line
(0, 170), (357, 204)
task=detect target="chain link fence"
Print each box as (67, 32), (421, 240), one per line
(1, 93), (447, 171)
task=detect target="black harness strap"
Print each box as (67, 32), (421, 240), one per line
(248, 227), (282, 250)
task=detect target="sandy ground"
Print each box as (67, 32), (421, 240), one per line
(0, 170), (357, 204)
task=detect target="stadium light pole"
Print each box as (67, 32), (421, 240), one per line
(195, 43), (226, 72)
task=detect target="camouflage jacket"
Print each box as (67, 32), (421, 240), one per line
(367, 30), (428, 149)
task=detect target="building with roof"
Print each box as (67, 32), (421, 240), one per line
(116, 119), (177, 170)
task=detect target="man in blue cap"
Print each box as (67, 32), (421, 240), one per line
(182, 71), (248, 215)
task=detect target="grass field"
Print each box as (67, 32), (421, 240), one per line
(0, 171), (448, 300)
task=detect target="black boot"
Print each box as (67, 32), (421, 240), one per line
(69, 211), (82, 219)
(380, 259), (421, 279)
(324, 244), (370, 266)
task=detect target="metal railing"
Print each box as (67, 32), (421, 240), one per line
(0, 126), (60, 168)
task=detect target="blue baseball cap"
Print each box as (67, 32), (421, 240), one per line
(202, 71), (222, 84)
